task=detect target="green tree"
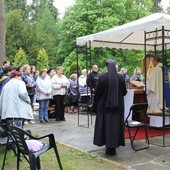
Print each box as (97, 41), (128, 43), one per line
(151, 0), (163, 13)
(58, 0), (154, 76)
(13, 47), (28, 66)
(0, 0), (6, 65)
(124, 0), (153, 22)
(6, 9), (29, 62)
(30, 0), (59, 21)
(33, 3), (59, 67)
(6, 1), (60, 67)
(58, 0), (127, 65)
(6, 0), (30, 20)
(37, 48), (49, 70)
(167, 6), (170, 14)
(5, 0), (164, 74)
(62, 51), (85, 77)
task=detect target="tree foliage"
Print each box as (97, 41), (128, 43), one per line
(5, 0), (59, 68)
(0, 0), (6, 64)
(5, 0), (30, 20)
(151, 0), (163, 13)
(37, 48), (49, 70)
(2, 0), (167, 75)
(6, 10), (28, 62)
(167, 6), (170, 14)
(13, 47), (28, 66)
(59, 0), (156, 75)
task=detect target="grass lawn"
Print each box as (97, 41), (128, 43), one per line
(0, 143), (127, 170)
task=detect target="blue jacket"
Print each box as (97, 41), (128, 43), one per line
(22, 73), (36, 95)
(0, 76), (10, 95)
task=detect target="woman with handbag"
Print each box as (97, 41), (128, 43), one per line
(67, 74), (78, 113)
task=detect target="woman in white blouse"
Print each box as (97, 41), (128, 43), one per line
(36, 69), (52, 123)
(51, 66), (69, 121)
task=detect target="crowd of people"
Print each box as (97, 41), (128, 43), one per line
(0, 62), (101, 126)
(0, 58), (152, 157)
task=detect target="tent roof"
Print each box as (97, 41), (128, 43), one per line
(76, 13), (170, 50)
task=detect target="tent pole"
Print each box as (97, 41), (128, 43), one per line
(162, 26), (165, 147)
(89, 41), (93, 125)
(144, 31), (147, 101)
(76, 45), (80, 126)
(85, 42), (90, 128)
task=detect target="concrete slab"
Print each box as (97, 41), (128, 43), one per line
(26, 113), (170, 170)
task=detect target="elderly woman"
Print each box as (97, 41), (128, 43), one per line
(0, 70), (34, 128)
(120, 68), (130, 82)
(78, 69), (91, 111)
(22, 64), (36, 107)
(130, 67), (144, 82)
(36, 69), (52, 123)
(67, 73), (78, 113)
(22, 64), (36, 124)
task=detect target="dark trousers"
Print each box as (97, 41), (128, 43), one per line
(5, 118), (24, 129)
(28, 94), (35, 107)
(53, 95), (65, 120)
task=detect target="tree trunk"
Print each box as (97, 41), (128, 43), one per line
(0, 0), (6, 65)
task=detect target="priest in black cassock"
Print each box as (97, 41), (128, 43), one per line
(93, 59), (127, 155)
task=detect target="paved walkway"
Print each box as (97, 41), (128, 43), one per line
(26, 113), (170, 170)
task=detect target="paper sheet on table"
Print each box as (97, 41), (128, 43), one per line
(130, 81), (145, 87)
(130, 121), (141, 125)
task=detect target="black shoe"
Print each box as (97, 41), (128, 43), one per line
(60, 118), (66, 121)
(105, 148), (116, 156)
(44, 120), (49, 123)
(56, 118), (61, 121)
(90, 112), (96, 115)
(40, 120), (44, 123)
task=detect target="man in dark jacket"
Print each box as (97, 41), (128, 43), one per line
(87, 65), (101, 95)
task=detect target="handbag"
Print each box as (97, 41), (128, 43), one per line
(71, 94), (78, 106)
(63, 94), (72, 106)
(63, 93), (78, 106)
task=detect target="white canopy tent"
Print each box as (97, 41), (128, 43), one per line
(76, 13), (170, 146)
(76, 13), (170, 51)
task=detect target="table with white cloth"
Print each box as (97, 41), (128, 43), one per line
(124, 89), (147, 122)
(124, 89), (134, 121)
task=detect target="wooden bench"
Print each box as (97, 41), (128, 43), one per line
(48, 106), (56, 111)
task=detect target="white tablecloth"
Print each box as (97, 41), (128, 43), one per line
(124, 90), (134, 121)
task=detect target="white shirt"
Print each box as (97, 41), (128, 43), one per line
(51, 74), (69, 96)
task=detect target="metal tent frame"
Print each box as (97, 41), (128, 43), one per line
(76, 13), (170, 147)
(144, 26), (170, 147)
(76, 26), (170, 146)
(76, 43), (93, 128)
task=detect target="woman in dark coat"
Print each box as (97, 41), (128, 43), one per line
(93, 59), (127, 155)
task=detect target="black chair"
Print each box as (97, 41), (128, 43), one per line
(6, 125), (63, 170)
(78, 96), (93, 127)
(0, 122), (17, 170)
(124, 103), (149, 151)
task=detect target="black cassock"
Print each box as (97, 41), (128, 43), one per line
(93, 73), (127, 148)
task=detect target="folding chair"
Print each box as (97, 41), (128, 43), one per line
(124, 103), (149, 151)
(4, 124), (63, 170)
(78, 96), (93, 127)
